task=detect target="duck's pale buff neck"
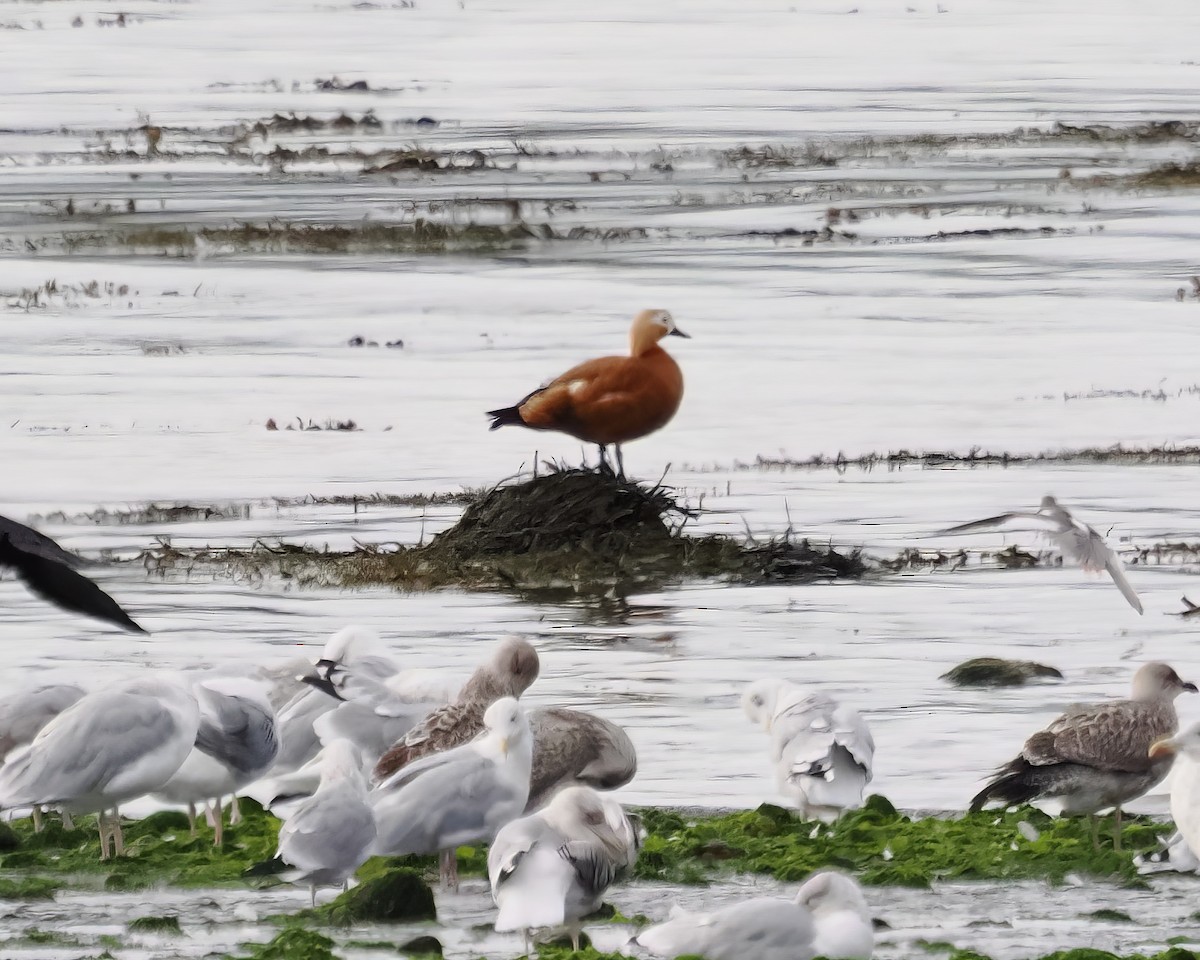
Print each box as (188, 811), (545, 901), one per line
(629, 312), (667, 357)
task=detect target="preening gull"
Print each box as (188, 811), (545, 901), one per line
(276, 739), (376, 907)
(373, 637), (539, 782)
(153, 677), (279, 844)
(372, 696), (532, 889)
(489, 785), (640, 951)
(970, 662), (1195, 848)
(272, 626), (401, 774)
(0, 673), (199, 858)
(742, 679), (874, 820)
(526, 707), (637, 812)
(1148, 723), (1200, 868)
(0, 514), (146, 633)
(939, 495), (1143, 614)
(634, 870), (873, 960)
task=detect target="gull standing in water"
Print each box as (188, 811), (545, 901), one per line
(372, 697), (532, 889)
(1148, 723), (1200, 867)
(0, 682), (85, 831)
(276, 739), (376, 907)
(0, 673), (199, 858)
(742, 680), (874, 820)
(489, 785), (641, 951)
(153, 677), (279, 844)
(939, 495), (1143, 614)
(970, 662), (1195, 849)
(0, 514), (146, 632)
(635, 870), (873, 960)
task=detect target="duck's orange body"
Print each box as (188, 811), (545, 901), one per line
(487, 309), (689, 476)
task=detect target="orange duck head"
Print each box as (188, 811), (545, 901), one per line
(487, 309), (690, 479)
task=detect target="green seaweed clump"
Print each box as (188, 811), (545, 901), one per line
(308, 867), (435, 924)
(398, 935), (444, 957)
(0, 799), (281, 888)
(0, 876), (61, 899)
(941, 657), (1064, 687)
(236, 926), (338, 960)
(634, 796), (1164, 888)
(127, 914), (182, 934)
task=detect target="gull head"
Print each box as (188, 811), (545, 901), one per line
(1132, 662), (1198, 702)
(795, 869), (870, 916)
(319, 625), (386, 668)
(482, 696), (528, 757)
(1150, 722), (1200, 762)
(742, 679), (784, 730)
(488, 637), (541, 698)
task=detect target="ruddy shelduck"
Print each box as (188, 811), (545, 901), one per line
(486, 309), (689, 478)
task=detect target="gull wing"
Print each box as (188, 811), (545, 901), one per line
(938, 511), (1062, 537)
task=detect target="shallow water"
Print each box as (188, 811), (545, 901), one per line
(4, 0), (1200, 955)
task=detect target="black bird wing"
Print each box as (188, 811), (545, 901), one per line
(0, 532), (147, 634)
(0, 515), (83, 568)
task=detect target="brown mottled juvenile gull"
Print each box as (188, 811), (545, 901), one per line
(525, 707), (636, 812)
(939, 495), (1142, 614)
(373, 636), (539, 781)
(970, 662), (1196, 848)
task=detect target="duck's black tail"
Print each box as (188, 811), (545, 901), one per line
(969, 758), (1041, 812)
(486, 405), (524, 431)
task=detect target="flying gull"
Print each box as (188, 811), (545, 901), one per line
(939, 495), (1142, 614)
(970, 662), (1195, 848)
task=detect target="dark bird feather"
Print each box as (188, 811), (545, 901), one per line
(0, 517), (146, 634)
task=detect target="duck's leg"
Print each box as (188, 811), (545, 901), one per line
(61, 810), (74, 831)
(186, 802), (197, 837)
(614, 444), (626, 481)
(310, 884), (317, 909)
(230, 794), (242, 826)
(595, 444), (611, 474)
(31, 807), (43, 834)
(569, 921), (582, 952)
(1088, 813), (1101, 851)
(1111, 806), (1123, 851)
